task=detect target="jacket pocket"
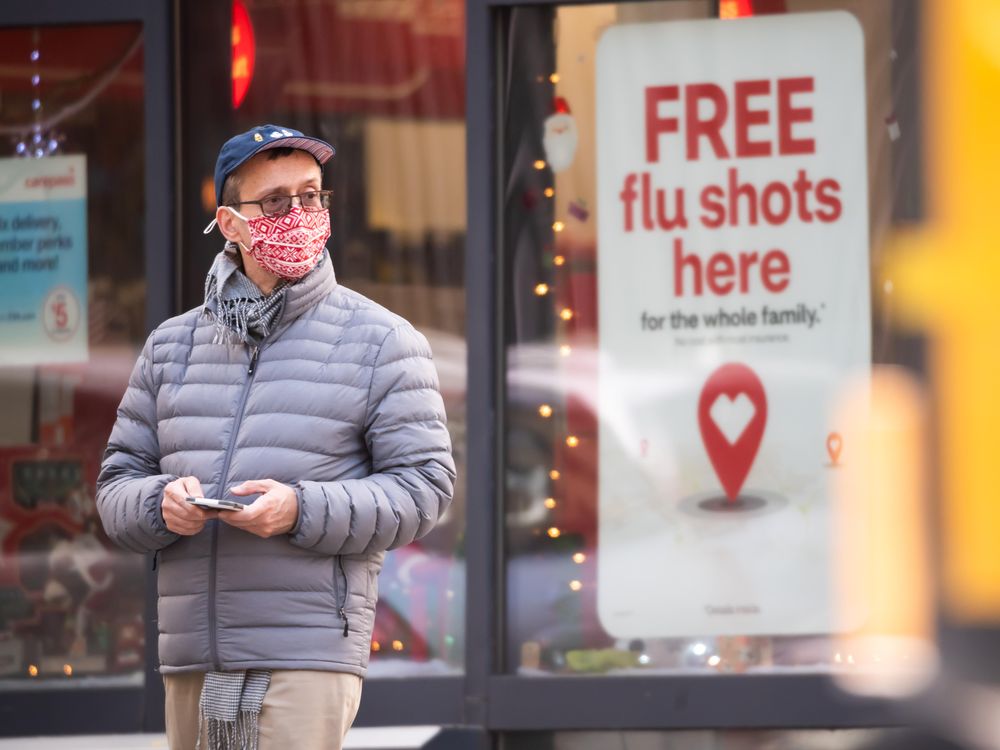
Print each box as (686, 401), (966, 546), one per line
(333, 556), (350, 637)
(366, 563), (378, 606)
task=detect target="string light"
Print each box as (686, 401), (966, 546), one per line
(572, 552), (586, 564)
(708, 655), (721, 667)
(533, 160), (546, 170)
(553, 254), (565, 266)
(28, 665), (38, 677)
(544, 497), (557, 509)
(559, 308), (574, 321)
(62, 664), (73, 677)
(553, 221), (566, 232)
(549, 73), (560, 84)
(566, 435), (580, 448)
(538, 404), (553, 418)
(544, 188), (555, 198)
(559, 345), (572, 357)
(392, 640), (404, 652)
(534, 283), (550, 296)
(569, 580), (582, 591)
(15, 33), (62, 158)
(372, 640), (381, 652)
(547, 527), (561, 538)
(549, 469), (561, 480)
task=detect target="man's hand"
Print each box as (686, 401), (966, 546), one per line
(162, 476), (215, 536)
(221, 479), (300, 538)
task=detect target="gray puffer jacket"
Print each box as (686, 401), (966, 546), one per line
(96, 250), (455, 676)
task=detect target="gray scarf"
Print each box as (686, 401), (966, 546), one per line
(196, 670), (271, 750)
(203, 244), (292, 346)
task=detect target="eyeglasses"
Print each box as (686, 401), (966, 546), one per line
(227, 189), (332, 217)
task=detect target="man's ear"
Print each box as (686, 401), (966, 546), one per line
(216, 206), (244, 246)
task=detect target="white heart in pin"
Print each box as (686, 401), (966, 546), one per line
(710, 393), (756, 445)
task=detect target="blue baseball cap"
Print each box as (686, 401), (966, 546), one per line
(213, 124), (335, 206)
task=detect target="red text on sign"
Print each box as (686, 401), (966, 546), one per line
(645, 77), (816, 162)
(673, 237), (790, 297)
(698, 168), (842, 227)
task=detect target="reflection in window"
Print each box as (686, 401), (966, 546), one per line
(0, 23), (147, 688)
(503, 0), (923, 676)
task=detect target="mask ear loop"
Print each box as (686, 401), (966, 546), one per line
(204, 207), (252, 255)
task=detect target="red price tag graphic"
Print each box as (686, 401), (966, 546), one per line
(42, 286), (80, 342)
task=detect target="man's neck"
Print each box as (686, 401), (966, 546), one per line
(239, 252), (282, 296)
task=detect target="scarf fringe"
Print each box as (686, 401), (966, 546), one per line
(196, 668), (271, 750)
(203, 247), (289, 347)
(198, 712), (261, 750)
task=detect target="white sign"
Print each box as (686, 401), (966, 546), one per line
(0, 155), (88, 366)
(596, 13), (869, 637)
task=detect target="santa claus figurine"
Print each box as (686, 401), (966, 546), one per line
(542, 97), (578, 174)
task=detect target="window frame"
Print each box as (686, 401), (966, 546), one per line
(0, 0), (174, 736)
(465, 0), (909, 732)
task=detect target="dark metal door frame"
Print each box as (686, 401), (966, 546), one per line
(463, 0), (901, 735)
(0, 0), (174, 736)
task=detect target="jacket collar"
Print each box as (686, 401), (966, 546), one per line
(274, 247), (337, 329)
(202, 246), (337, 337)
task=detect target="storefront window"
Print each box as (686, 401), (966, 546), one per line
(0, 23), (148, 688)
(179, 0), (467, 676)
(503, 0), (924, 676)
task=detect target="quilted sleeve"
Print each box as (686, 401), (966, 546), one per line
(95, 331), (180, 553)
(289, 323), (456, 555)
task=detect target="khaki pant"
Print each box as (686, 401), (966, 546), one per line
(164, 670), (363, 750)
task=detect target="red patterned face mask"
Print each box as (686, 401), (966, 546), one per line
(226, 205), (330, 279)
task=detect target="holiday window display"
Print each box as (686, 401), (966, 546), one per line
(0, 362), (146, 684)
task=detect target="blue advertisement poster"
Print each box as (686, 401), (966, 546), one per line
(0, 155), (88, 366)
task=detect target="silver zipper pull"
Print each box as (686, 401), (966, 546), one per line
(248, 346), (260, 375)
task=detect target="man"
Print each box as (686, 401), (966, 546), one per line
(96, 124), (455, 750)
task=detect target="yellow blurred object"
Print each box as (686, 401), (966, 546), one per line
(887, 0), (1000, 623)
(833, 367), (936, 697)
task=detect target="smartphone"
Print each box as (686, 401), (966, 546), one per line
(186, 496), (245, 511)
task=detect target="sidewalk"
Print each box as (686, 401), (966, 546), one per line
(0, 726), (440, 749)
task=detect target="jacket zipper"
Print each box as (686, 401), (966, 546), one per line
(335, 556), (350, 637)
(209, 344), (260, 669)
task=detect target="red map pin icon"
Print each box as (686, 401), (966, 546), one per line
(697, 363), (768, 501)
(827, 432), (843, 465)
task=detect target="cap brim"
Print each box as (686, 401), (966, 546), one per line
(256, 136), (335, 165)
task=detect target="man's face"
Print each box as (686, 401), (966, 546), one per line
(217, 149), (323, 266)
